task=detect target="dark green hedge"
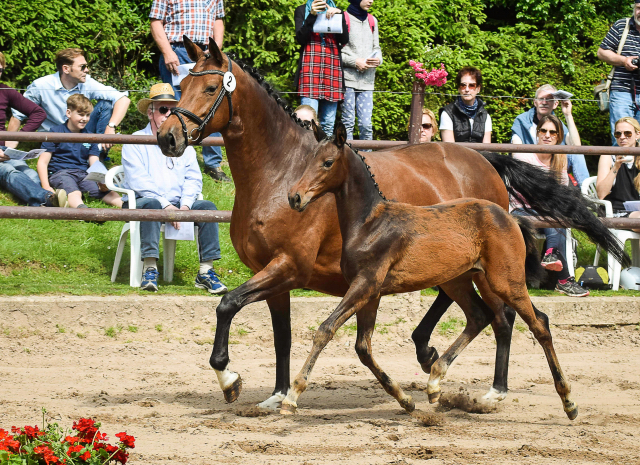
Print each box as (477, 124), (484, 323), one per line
(0, 0), (631, 147)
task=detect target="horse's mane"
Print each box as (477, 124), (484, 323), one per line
(227, 53), (311, 132)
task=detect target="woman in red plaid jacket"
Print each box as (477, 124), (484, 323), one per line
(294, 0), (349, 135)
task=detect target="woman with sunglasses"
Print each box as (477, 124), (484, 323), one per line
(596, 117), (640, 230)
(439, 67), (491, 143)
(419, 108), (438, 142)
(511, 115), (589, 297)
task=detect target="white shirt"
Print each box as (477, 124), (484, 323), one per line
(439, 111), (492, 134)
(121, 123), (202, 209)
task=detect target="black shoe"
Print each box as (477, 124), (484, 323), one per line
(205, 166), (232, 183)
(541, 249), (563, 272)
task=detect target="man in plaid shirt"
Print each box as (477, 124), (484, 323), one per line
(150, 0), (231, 183)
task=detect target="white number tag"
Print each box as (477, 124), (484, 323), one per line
(223, 72), (236, 92)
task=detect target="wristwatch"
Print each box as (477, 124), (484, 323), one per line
(107, 122), (117, 129)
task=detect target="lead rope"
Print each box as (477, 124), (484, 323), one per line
(345, 142), (387, 201)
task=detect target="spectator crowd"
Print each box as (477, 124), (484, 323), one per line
(1, 0), (640, 296)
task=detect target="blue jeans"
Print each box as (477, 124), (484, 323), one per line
(85, 99), (113, 136)
(159, 44), (223, 169)
(124, 197), (222, 262)
(609, 91), (640, 145)
(300, 97), (339, 135)
(0, 159), (50, 206)
(341, 88), (373, 140)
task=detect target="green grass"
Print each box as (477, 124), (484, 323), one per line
(104, 327), (117, 338)
(155, 324), (163, 332)
(437, 317), (466, 336)
(127, 325), (138, 333)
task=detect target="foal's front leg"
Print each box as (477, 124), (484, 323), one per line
(281, 276), (379, 414)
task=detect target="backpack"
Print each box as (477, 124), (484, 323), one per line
(577, 265), (611, 290)
(344, 13), (376, 33)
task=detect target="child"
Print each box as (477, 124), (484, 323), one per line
(37, 94), (122, 209)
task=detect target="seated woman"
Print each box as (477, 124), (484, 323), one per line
(596, 117), (640, 232)
(420, 108), (438, 143)
(511, 114), (589, 297)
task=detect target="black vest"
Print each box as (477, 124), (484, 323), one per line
(604, 159), (640, 211)
(439, 98), (488, 143)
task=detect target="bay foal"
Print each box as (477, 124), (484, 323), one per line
(285, 122), (578, 420)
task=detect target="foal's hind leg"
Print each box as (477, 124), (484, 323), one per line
(426, 278), (494, 403)
(411, 289), (453, 373)
(355, 302), (415, 412)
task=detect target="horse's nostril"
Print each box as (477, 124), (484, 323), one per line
(169, 132), (176, 149)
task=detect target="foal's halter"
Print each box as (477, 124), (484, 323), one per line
(170, 58), (235, 144)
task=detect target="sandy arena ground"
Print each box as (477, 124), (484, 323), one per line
(0, 295), (639, 464)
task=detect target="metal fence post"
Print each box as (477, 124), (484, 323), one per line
(408, 81), (425, 145)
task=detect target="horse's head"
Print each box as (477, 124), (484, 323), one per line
(158, 36), (236, 157)
(288, 121), (349, 212)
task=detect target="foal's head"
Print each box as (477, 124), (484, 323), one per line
(288, 121), (349, 212)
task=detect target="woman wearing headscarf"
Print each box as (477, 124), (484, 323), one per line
(294, 0), (349, 135)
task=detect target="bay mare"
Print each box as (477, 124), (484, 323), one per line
(285, 121), (577, 420)
(157, 37), (628, 409)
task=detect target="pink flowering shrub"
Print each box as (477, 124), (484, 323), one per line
(409, 61), (448, 87)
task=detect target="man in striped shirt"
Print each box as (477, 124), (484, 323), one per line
(150, 0), (231, 183)
(598, 2), (640, 142)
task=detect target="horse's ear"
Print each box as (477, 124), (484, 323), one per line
(312, 120), (326, 142)
(334, 121), (347, 149)
(208, 37), (224, 66)
(183, 36), (204, 62)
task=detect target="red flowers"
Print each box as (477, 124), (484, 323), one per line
(409, 61), (448, 87)
(0, 418), (136, 464)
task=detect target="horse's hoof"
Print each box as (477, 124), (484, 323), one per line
(419, 347), (439, 374)
(483, 387), (508, 402)
(280, 402), (297, 415)
(223, 375), (242, 403)
(428, 390), (441, 404)
(565, 403), (578, 421)
(400, 396), (415, 413)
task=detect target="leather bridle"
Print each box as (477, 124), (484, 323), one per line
(170, 57), (235, 144)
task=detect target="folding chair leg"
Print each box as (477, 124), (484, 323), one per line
(632, 241), (640, 267)
(163, 238), (177, 283)
(593, 245), (601, 267)
(111, 226), (129, 282)
(565, 229), (574, 278)
(130, 221), (143, 288)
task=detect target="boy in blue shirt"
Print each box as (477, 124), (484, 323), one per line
(37, 94), (122, 209)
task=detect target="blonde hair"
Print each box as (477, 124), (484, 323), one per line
(615, 116), (640, 191)
(66, 93), (93, 114)
(536, 114), (567, 179)
(294, 104), (317, 122)
(422, 107), (439, 138)
(0, 52), (5, 68)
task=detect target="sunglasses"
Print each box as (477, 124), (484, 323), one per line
(538, 128), (558, 137)
(157, 106), (170, 115)
(79, 64), (89, 71)
(614, 130), (634, 139)
(458, 83), (477, 90)
(0, 68), (4, 73)
(421, 123), (433, 130)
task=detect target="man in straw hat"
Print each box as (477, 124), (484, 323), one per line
(121, 83), (228, 293)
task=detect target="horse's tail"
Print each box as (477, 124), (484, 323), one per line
(512, 216), (546, 286)
(482, 152), (630, 268)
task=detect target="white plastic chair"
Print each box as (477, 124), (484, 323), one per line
(581, 176), (640, 290)
(106, 166), (200, 287)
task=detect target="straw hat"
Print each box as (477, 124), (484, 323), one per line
(137, 83), (178, 114)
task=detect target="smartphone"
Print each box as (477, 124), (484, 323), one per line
(621, 156), (635, 163)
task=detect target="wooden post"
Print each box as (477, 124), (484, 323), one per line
(408, 81), (425, 144)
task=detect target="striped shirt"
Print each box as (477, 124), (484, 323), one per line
(600, 17), (640, 93)
(149, 0), (225, 45)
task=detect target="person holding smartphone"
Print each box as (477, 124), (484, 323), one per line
(340, 0), (381, 142)
(596, 117), (640, 228)
(294, 0), (349, 135)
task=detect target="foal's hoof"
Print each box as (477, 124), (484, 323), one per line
(280, 402), (297, 415)
(223, 375), (243, 403)
(400, 396), (415, 413)
(428, 390), (441, 404)
(564, 402), (578, 421)
(419, 347), (439, 374)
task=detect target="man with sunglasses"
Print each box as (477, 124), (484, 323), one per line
(598, 1), (640, 142)
(8, 48), (131, 158)
(121, 83), (228, 294)
(511, 84), (590, 188)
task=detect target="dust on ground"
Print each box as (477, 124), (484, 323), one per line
(0, 296), (639, 464)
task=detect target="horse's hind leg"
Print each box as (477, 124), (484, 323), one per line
(355, 301), (415, 413)
(412, 289), (453, 373)
(427, 278), (494, 403)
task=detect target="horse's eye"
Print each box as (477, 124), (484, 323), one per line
(323, 160), (334, 168)
(205, 86), (217, 94)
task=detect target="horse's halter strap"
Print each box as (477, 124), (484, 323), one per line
(170, 58), (234, 144)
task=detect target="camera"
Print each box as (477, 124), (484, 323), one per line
(632, 57), (640, 67)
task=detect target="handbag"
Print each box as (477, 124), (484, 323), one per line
(594, 18), (631, 112)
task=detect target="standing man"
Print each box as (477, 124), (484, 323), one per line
(8, 48), (130, 156)
(511, 84), (590, 187)
(597, 2), (640, 142)
(150, 0), (231, 183)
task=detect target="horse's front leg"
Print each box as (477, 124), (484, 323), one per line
(210, 256), (306, 403)
(281, 276), (379, 414)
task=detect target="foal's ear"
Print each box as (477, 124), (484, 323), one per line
(183, 36), (204, 63)
(334, 121), (347, 149)
(312, 120), (327, 142)
(208, 37), (224, 67)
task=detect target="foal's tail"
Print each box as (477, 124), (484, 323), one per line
(512, 216), (546, 287)
(482, 152), (631, 268)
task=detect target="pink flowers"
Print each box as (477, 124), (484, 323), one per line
(409, 61), (448, 87)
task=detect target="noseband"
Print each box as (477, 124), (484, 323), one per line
(170, 58), (235, 144)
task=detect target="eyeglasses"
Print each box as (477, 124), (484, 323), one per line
(538, 128), (558, 137)
(421, 123), (433, 130)
(166, 157), (174, 170)
(536, 97), (555, 103)
(614, 130), (634, 139)
(458, 83), (477, 90)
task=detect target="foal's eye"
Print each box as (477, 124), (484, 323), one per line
(323, 160), (334, 168)
(204, 86), (217, 94)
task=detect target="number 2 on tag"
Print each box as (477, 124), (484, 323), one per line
(223, 72), (236, 92)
